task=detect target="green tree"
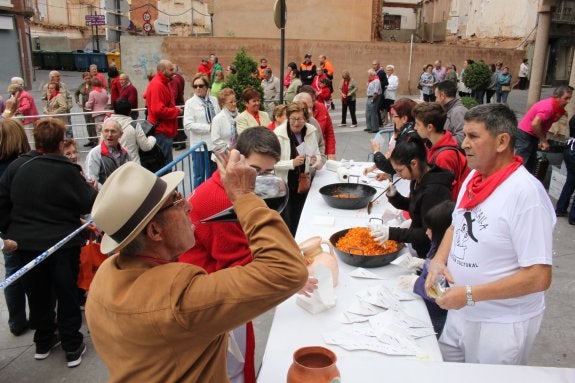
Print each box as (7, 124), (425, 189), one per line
(222, 47), (263, 111)
(460, 96), (479, 109)
(462, 62), (491, 90)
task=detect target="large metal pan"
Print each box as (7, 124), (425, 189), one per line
(329, 228), (404, 268)
(319, 183), (377, 210)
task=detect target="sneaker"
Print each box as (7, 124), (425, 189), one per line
(350, 124), (357, 128)
(338, 123), (346, 127)
(66, 342), (86, 368)
(35, 335), (61, 360)
(556, 211), (567, 217)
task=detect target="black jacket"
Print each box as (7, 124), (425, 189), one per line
(0, 151), (98, 251)
(387, 166), (453, 258)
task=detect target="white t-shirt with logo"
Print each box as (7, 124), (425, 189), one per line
(448, 166), (555, 323)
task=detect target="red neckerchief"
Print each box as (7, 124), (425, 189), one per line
(49, 91), (60, 100)
(247, 109), (261, 125)
(551, 97), (566, 122)
(100, 141), (127, 157)
(458, 155), (523, 210)
(342, 80), (349, 96)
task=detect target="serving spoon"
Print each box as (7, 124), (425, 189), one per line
(367, 177), (401, 214)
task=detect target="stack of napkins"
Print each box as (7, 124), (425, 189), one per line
(321, 268), (434, 356)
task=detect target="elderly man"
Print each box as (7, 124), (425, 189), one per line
(515, 85), (573, 173)
(261, 68), (281, 117)
(89, 64), (107, 90)
(427, 104), (555, 365)
(435, 80), (467, 146)
(86, 153), (308, 382)
(117, 74), (138, 120)
(85, 119), (130, 189)
(146, 60), (184, 165)
(365, 68), (382, 133)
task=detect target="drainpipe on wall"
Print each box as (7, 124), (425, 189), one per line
(408, 33), (414, 94)
(527, 3), (552, 108)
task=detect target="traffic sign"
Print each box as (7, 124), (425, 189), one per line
(143, 11), (151, 22)
(85, 15), (105, 26)
(143, 22), (152, 32)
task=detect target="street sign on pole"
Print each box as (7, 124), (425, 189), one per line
(85, 15), (105, 26)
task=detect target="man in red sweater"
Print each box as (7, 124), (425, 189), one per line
(145, 60), (183, 164)
(412, 102), (470, 200)
(178, 127), (279, 383)
(118, 74), (138, 120)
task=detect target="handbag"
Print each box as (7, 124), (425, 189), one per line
(501, 85), (511, 92)
(297, 172), (312, 194)
(77, 228), (108, 291)
(139, 144), (166, 173)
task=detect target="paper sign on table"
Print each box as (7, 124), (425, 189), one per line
(349, 267), (384, 279)
(296, 265), (336, 314)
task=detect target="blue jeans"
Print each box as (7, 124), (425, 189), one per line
(556, 147), (575, 221)
(154, 133), (174, 165)
(515, 129), (539, 173)
(3, 251), (28, 332)
(192, 151), (217, 189)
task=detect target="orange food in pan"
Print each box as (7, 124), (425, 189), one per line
(336, 227), (399, 256)
(331, 194), (359, 199)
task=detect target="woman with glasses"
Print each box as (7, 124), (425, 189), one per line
(274, 102), (323, 235)
(364, 98), (417, 178)
(211, 88), (238, 152)
(371, 134), (453, 258)
(183, 73), (221, 188)
(235, 87), (271, 135)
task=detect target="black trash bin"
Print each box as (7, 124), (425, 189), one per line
(58, 52), (76, 71)
(42, 51), (60, 70)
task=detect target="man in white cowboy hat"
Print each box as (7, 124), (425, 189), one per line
(85, 156), (308, 382)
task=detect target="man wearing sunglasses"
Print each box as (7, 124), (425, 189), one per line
(86, 155), (307, 382)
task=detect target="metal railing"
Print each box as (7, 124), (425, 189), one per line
(157, 141), (209, 197)
(11, 107), (188, 153)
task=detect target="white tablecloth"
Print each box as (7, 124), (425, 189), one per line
(257, 164), (575, 382)
(258, 163), (443, 380)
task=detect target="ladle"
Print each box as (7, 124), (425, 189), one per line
(367, 177), (401, 214)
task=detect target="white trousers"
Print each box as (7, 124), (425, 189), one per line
(438, 309), (543, 365)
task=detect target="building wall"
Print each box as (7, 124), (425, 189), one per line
(212, 0), (373, 42)
(454, 0), (540, 38)
(156, 0), (211, 35)
(121, 35), (526, 106)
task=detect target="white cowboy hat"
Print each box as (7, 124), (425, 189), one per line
(91, 162), (184, 254)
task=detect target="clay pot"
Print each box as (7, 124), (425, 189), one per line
(299, 236), (339, 287)
(287, 346), (341, 383)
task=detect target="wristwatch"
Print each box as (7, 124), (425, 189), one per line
(465, 285), (475, 306)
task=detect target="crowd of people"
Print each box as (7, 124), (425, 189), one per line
(0, 48), (571, 381)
